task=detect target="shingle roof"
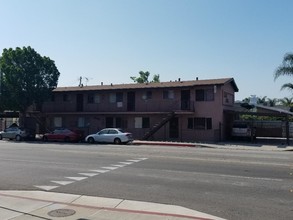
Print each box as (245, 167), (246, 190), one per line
(53, 77), (238, 92)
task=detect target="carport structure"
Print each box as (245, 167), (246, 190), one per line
(224, 104), (293, 145)
(0, 111), (19, 131)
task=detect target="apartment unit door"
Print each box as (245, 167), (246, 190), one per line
(127, 91), (135, 111)
(181, 90), (190, 110)
(76, 94), (84, 112)
(169, 117), (179, 139)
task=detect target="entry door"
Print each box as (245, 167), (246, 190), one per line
(127, 92), (135, 111)
(76, 94), (84, 112)
(181, 90), (190, 110)
(169, 117), (179, 139)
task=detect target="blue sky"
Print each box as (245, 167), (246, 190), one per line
(0, 0), (292, 101)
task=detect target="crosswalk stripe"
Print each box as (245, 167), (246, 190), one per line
(89, 169), (109, 173)
(65, 177), (88, 181)
(78, 173), (99, 177)
(34, 185), (59, 191)
(118, 162), (133, 165)
(127, 159), (141, 162)
(101, 166), (118, 170)
(51, 181), (74, 185)
(111, 164), (126, 167)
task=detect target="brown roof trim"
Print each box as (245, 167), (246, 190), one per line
(53, 77), (238, 92)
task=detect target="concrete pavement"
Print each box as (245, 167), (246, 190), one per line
(133, 140), (293, 151)
(0, 191), (225, 220)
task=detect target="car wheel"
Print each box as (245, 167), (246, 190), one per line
(114, 138), (121, 145)
(0, 134), (2, 140)
(64, 136), (70, 142)
(87, 137), (95, 144)
(15, 135), (22, 141)
(43, 136), (48, 142)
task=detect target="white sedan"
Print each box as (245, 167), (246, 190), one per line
(85, 128), (133, 144)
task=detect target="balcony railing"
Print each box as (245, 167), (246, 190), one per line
(43, 99), (194, 113)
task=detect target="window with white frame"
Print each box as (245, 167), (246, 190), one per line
(135, 117), (150, 128)
(188, 117), (212, 130)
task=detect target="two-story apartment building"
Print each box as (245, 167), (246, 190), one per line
(41, 77), (238, 142)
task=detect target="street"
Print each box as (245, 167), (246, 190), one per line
(0, 141), (292, 220)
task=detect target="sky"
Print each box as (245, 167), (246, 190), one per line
(0, 0), (292, 101)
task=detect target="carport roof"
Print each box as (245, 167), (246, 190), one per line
(228, 103), (293, 116)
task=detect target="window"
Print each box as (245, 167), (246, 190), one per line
(78, 117), (85, 128)
(196, 89), (214, 101)
(223, 92), (233, 105)
(53, 117), (62, 127)
(135, 117), (142, 128)
(109, 94), (116, 103)
(87, 94), (94, 103)
(187, 117), (212, 130)
(163, 90), (174, 99)
(94, 94), (100, 103)
(116, 92), (123, 102)
(142, 91), (152, 100)
(106, 117), (125, 128)
(108, 129), (118, 134)
(135, 117), (150, 128)
(109, 92), (123, 103)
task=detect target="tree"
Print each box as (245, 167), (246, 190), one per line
(267, 98), (278, 107)
(130, 71), (160, 83)
(274, 53), (293, 91)
(257, 96), (267, 105)
(279, 97), (293, 107)
(0, 46), (60, 115)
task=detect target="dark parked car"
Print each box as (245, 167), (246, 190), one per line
(0, 126), (35, 141)
(43, 128), (83, 142)
(85, 128), (133, 144)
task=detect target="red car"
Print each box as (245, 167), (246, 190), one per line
(43, 128), (83, 142)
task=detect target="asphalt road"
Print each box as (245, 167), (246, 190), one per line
(0, 141), (292, 220)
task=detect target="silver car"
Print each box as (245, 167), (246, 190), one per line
(0, 126), (35, 141)
(85, 128), (133, 144)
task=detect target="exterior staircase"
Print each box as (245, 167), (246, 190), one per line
(141, 112), (176, 140)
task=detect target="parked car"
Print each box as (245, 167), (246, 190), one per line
(43, 128), (83, 142)
(0, 126), (35, 141)
(231, 122), (256, 139)
(85, 128), (133, 144)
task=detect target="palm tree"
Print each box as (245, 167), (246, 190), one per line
(274, 53), (293, 91)
(257, 96), (267, 105)
(279, 97), (293, 107)
(267, 98), (278, 107)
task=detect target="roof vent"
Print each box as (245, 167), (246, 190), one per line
(178, 78), (181, 82)
(101, 82), (103, 86)
(196, 77), (198, 81)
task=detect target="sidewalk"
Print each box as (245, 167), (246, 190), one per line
(133, 140), (293, 151)
(0, 191), (225, 220)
